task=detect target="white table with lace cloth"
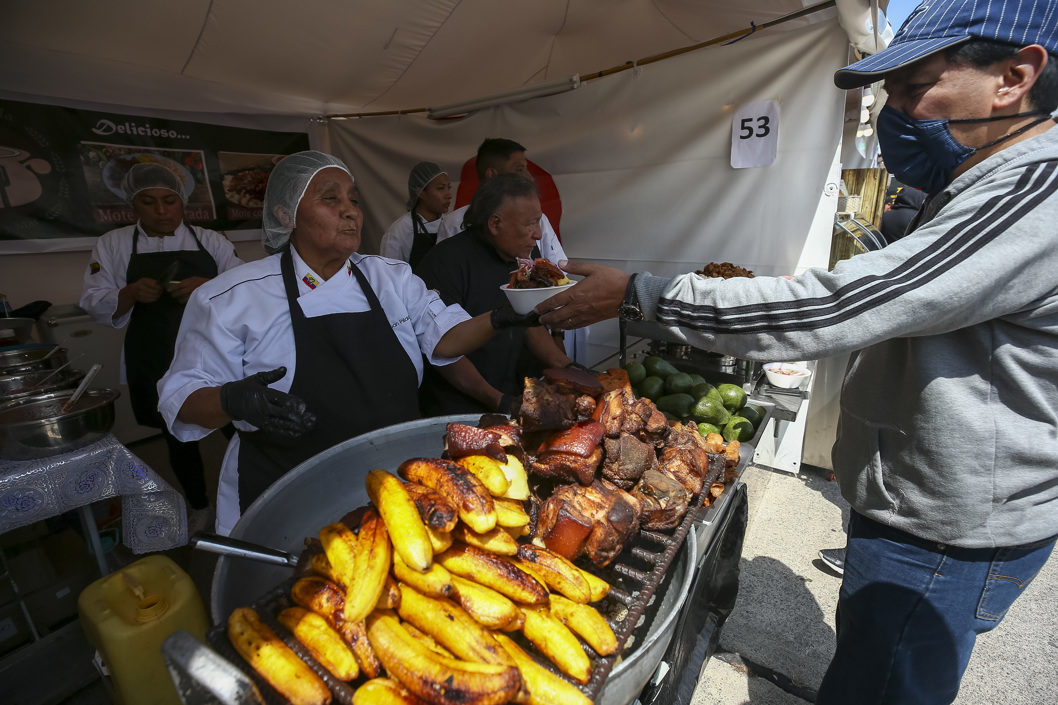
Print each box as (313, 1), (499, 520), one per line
(0, 434), (187, 575)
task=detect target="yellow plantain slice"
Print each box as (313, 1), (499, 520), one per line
(227, 607), (332, 705)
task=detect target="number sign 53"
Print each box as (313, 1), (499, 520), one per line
(730, 99), (780, 169)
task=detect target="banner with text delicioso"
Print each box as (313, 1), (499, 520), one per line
(0, 98), (309, 247)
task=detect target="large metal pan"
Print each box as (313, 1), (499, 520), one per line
(0, 387), (119, 460)
(212, 414), (697, 705)
(0, 344), (70, 376)
(0, 368), (85, 402)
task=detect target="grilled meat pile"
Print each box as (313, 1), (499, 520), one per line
(512, 367), (739, 567)
(508, 258), (571, 289)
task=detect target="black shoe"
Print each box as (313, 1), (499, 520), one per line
(818, 548), (845, 575)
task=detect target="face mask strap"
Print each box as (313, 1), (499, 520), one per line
(970, 115), (1053, 151)
(948, 110), (1048, 125)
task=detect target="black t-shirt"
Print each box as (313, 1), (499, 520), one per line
(414, 228), (540, 416)
(880, 188), (927, 244)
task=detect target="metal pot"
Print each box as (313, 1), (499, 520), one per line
(0, 368), (86, 402)
(0, 387), (119, 460)
(0, 345), (70, 376)
(212, 414), (697, 705)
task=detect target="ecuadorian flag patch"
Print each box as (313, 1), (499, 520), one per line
(90, 262), (100, 275)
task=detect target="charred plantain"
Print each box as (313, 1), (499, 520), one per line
(227, 607), (332, 705)
(399, 458), (497, 533)
(278, 606), (359, 681)
(436, 543), (549, 605)
(365, 612), (520, 705)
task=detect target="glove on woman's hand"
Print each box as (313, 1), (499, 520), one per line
(496, 393), (523, 418)
(490, 301), (541, 329)
(219, 367), (317, 437)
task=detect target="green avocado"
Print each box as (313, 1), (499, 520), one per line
(716, 383), (748, 411)
(664, 372), (693, 395)
(723, 416), (755, 442)
(643, 356), (679, 379)
(692, 397), (731, 426)
(691, 382), (716, 400)
(637, 376), (664, 400)
(738, 405), (763, 429)
(655, 393), (696, 418)
(624, 361), (647, 386)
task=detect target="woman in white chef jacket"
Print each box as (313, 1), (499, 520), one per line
(80, 162), (243, 520)
(158, 151), (538, 535)
(378, 161), (451, 268)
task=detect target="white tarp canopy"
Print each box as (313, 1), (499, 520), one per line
(0, 0), (864, 117)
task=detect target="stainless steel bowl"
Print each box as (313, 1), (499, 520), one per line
(212, 414), (696, 705)
(0, 368), (86, 402)
(0, 345), (70, 376)
(0, 387), (120, 460)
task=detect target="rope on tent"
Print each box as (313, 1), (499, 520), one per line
(328, 0), (837, 120)
(724, 22), (757, 45)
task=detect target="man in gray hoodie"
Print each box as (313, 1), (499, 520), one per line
(538, 1), (1058, 702)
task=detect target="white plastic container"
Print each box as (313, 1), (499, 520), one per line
(500, 282), (575, 314)
(78, 555), (210, 705)
(763, 362), (812, 388)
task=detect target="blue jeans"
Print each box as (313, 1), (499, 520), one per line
(816, 510), (1055, 705)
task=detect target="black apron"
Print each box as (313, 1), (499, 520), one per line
(124, 226), (218, 427)
(236, 250), (421, 510)
(408, 213), (438, 270)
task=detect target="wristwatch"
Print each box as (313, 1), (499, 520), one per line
(618, 273), (644, 321)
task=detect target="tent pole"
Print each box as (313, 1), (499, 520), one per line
(327, 0), (837, 120)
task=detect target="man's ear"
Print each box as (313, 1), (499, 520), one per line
(995, 44), (1048, 110)
(484, 166), (499, 180)
(487, 212), (502, 236)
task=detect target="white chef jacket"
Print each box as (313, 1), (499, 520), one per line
(157, 248), (470, 535)
(79, 222), (244, 381)
(378, 211), (447, 263)
(437, 206), (567, 264)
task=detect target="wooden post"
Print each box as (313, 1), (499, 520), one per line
(840, 168), (890, 227)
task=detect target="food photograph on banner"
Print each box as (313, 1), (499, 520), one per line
(0, 98), (309, 251)
(80, 144), (215, 224)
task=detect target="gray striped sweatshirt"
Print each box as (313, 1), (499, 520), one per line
(635, 125), (1058, 548)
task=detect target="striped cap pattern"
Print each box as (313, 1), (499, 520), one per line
(835, 0), (1058, 89)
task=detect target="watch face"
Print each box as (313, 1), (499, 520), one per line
(620, 304), (643, 321)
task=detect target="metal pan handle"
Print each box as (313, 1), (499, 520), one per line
(189, 533), (299, 568)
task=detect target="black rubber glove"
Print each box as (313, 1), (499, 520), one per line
(219, 367), (317, 438)
(490, 300), (541, 329)
(497, 393), (522, 417)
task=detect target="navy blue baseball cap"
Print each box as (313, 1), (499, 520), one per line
(835, 0), (1058, 89)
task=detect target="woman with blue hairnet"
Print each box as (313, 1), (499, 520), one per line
(379, 161), (452, 268)
(158, 151), (537, 534)
(80, 161), (243, 529)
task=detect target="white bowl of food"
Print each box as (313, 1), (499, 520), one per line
(501, 258), (574, 314)
(763, 362), (812, 389)
(500, 282), (575, 315)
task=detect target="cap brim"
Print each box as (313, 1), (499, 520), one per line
(834, 35), (970, 89)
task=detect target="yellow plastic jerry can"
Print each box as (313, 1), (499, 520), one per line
(78, 555), (210, 705)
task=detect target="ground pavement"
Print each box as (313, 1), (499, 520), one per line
(688, 464), (1058, 704)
